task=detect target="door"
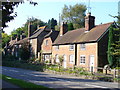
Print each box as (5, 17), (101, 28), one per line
(90, 55), (94, 72)
(63, 55), (67, 68)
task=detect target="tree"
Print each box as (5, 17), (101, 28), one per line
(68, 23), (74, 31)
(10, 17), (46, 38)
(23, 17), (46, 36)
(47, 18), (57, 30)
(108, 16), (120, 68)
(2, 33), (10, 48)
(61, 3), (86, 29)
(2, 1), (38, 29)
(19, 42), (30, 62)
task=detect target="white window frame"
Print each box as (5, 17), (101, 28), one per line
(55, 54), (59, 63)
(69, 44), (74, 51)
(45, 40), (48, 46)
(69, 55), (74, 64)
(80, 44), (86, 50)
(80, 55), (86, 64)
(55, 45), (59, 50)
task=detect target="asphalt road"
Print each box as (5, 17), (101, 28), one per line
(1, 66), (120, 89)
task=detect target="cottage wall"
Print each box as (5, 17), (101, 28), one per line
(30, 39), (37, 58)
(52, 44), (75, 68)
(98, 31), (109, 68)
(41, 37), (52, 54)
(77, 43), (98, 72)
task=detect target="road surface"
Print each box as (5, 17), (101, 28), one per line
(1, 66), (120, 89)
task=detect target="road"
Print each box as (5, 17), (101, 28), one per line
(1, 66), (120, 89)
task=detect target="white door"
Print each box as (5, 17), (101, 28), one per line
(63, 55), (67, 68)
(90, 55), (94, 72)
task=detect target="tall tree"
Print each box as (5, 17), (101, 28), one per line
(47, 18), (57, 30)
(2, 33), (10, 48)
(61, 3), (86, 29)
(10, 17), (46, 37)
(108, 16), (120, 68)
(2, 1), (38, 29)
(68, 23), (74, 31)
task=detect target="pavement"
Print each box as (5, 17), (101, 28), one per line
(1, 66), (120, 89)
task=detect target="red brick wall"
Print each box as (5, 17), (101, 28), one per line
(41, 37), (52, 53)
(52, 43), (98, 72)
(77, 43), (98, 72)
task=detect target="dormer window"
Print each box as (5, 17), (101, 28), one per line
(69, 44), (74, 50)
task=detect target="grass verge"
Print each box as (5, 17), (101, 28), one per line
(1, 74), (53, 89)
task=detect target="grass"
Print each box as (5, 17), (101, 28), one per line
(1, 74), (53, 89)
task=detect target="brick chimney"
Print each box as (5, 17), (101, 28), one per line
(85, 12), (95, 31)
(60, 22), (68, 36)
(20, 34), (26, 40)
(28, 22), (34, 37)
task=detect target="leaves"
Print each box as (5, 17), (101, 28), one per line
(108, 16), (120, 67)
(2, 1), (38, 28)
(61, 3), (86, 29)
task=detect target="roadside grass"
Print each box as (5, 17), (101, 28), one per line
(1, 74), (53, 89)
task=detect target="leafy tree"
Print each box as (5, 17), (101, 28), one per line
(23, 17), (46, 36)
(68, 23), (74, 31)
(47, 18), (57, 30)
(10, 17), (46, 38)
(108, 16), (120, 68)
(2, 33), (10, 48)
(61, 3), (86, 29)
(19, 42), (30, 62)
(2, 1), (38, 29)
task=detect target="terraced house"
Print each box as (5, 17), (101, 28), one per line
(52, 13), (116, 72)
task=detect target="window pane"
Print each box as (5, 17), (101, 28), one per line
(69, 45), (74, 50)
(80, 55), (85, 64)
(80, 44), (86, 50)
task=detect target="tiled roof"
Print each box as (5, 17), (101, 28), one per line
(53, 22), (113, 45)
(29, 26), (51, 39)
(7, 40), (17, 48)
(44, 30), (59, 42)
(15, 37), (29, 45)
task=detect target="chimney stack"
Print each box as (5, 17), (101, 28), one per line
(60, 22), (68, 36)
(28, 22), (34, 37)
(85, 12), (95, 31)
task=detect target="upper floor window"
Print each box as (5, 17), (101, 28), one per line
(69, 55), (74, 63)
(80, 55), (85, 64)
(80, 44), (86, 50)
(69, 44), (74, 50)
(55, 45), (59, 50)
(45, 40), (48, 46)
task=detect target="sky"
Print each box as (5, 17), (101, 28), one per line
(3, 0), (120, 35)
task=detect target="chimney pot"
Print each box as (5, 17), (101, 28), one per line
(85, 13), (95, 31)
(60, 22), (68, 36)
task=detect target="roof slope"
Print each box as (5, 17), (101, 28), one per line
(15, 37), (29, 45)
(53, 22), (113, 45)
(44, 30), (59, 42)
(29, 26), (51, 39)
(7, 40), (17, 48)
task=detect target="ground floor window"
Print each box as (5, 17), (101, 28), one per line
(55, 54), (59, 63)
(80, 55), (85, 64)
(44, 55), (50, 61)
